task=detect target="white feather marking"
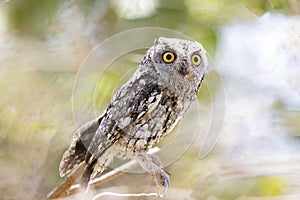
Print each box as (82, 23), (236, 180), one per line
(135, 93), (162, 122)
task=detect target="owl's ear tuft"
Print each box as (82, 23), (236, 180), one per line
(154, 37), (161, 45)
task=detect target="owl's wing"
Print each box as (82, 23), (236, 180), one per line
(81, 118), (123, 190)
(135, 92), (162, 123)
(80, 131), (115, 191)
(128, 84), (163, 123)
(80, 84), (163, 190)
(59, 113), (105, 177)
(85, 84), (163, 163)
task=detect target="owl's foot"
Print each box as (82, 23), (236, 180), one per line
(135, 153), (170, 197)
(152, 166), (170, 197)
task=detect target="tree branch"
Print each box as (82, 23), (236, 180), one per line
(47, 147), (160, 199)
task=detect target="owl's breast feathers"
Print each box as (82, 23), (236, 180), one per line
(107, 80), (187, 154)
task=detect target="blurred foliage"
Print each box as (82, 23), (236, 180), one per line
(213, 177), (286, 199)
(273, 102), (300, 137)
(5, 0), (61, 37)
(0, 0), (299, 199)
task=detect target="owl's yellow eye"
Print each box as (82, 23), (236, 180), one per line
(162, 52), (175, 63)
(191, 54), (201, 66)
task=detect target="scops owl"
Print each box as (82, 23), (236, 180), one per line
(59, 37), (208, 196)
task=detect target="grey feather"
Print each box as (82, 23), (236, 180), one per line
(59, 114), (105, 177)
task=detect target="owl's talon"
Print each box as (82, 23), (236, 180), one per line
(153, 168), (170, 197)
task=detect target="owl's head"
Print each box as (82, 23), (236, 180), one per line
(142, 37), (208, 92)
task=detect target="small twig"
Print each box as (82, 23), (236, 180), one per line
(47, 162), (85, 199)
(67, 159), (139, 196)
(92, 192), (158, 200)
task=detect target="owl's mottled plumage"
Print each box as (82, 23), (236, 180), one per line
(59, 37), (208, 196)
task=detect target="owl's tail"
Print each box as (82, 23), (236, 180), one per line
(80, 159), (97, 191)
(59, 118), (100, 177)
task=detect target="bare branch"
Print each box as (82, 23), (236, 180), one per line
(47, 162), (85, 199)
(47, 147), (160, 199)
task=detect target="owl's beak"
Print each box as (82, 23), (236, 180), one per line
(178, 59), (188, 76)
(179, 66), (188, 76)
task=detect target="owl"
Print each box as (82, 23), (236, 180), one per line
(59, 37), (208, 196)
